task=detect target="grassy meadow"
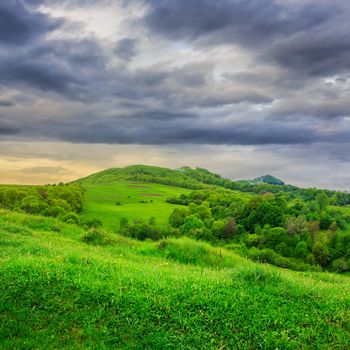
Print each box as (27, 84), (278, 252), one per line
(1, 209), (350, 349)
(81, 181), (191, 231)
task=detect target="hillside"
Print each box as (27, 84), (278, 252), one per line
(75, 165), (208, 189)
(1, 209), (350, 349)
(81, 180), (191, 231)
(76, 165), (350, 205)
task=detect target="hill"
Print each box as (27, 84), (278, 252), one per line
(75, 165), (208, 189)
(76, 164), (350, 205)
(253, 175), (285, 186)
(1, 209), (350, 349)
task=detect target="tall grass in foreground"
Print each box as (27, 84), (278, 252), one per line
(0, 210), (349, 349)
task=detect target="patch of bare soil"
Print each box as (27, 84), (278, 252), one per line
(128, 185), (151, 188)
(140, 193), (162, 197)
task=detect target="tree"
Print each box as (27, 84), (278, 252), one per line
(180, 215), (205, 237)
(316, 193), (329, 212)
(312, 241), (330, 267)
(20, 195), (46, 214)
(307, 221), (319, 241)
(211, 220), (226, 239)
(294, 241), (309, 259)
(286, 216), (307, 235)
(241, 197), (284, 232)
(169, 208), (188, 228)
(223, 217), (238, 240)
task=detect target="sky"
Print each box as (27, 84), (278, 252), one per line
(1, 0), (350, 189)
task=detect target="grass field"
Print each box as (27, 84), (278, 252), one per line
(80, 181), (191, 231)
(1, 209), (350, 349)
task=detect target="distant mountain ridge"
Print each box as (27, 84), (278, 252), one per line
(253, 175), (285, 186)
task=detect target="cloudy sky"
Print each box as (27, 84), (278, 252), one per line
(1, 0), (350, 189)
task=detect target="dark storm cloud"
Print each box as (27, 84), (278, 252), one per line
(0, 37), (107, 98)
(136, 0), (350, 77)
(0, 59), (84, 95)
(22, 110), (318, 146)
(271, 30), (350, 77)
(0, 0), (62, 44)
(0, 122), (20, 135)
(139, 0), (331, 46)
(1, 0), (350, 152)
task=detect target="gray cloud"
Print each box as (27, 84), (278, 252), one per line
(0, 100), (15, 107)
(0, 0), (62, 45)
(1, 0), (350, 188)
(144, 0), (330, 46)
(270, 29), (350, 77)
(0, 122), (20, 135)
(114, 38), (138, 61)
(136, 0), (349, 78)
(140, 0), (331, 46)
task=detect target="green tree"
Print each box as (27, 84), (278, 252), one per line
(169, 208), (188, 228)
(312, 241), (330, 267)
(180, 215), (205, 237)
(316, 193), (329, 212)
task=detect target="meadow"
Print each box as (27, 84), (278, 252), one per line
(1, 209), (350, 349)
(81, 181), (191, 231)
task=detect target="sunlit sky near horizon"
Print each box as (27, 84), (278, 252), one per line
(1, 0), (350, 190)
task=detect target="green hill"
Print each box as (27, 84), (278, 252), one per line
(1, 209), (349, 349)
(75, 165), (234, 231)
(75, 165), (208, 189)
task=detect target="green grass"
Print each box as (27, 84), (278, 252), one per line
(1, 209), (350, 349)
(81, 181), (190, 231)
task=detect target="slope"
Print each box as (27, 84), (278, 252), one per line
(81, 180), (191, 231)
(1, 210), (349, 349)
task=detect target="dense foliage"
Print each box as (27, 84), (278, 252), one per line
(0, 184), (85, 224)
(167, 189), (350, 272)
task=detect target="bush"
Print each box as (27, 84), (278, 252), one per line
(82, 217), (103, 229)
(331, 258), (350, 272)
(62, 212), (80, 225)
(43, 206), (66, 218)
(248, 247), (278, 264)
(81, 229), (112, 246)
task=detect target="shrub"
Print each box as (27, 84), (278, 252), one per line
(82, 217), (103, 229)
(62, 212), (80, 225)
(81, 229), (112, 246)
(43, 206), (66, 218)
(331, 258), (350, 272)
